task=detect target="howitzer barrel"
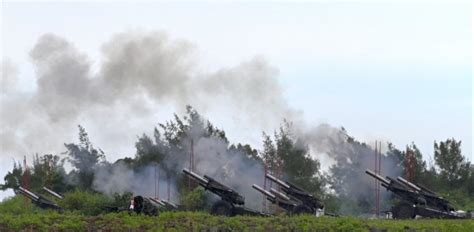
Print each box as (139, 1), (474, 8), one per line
(147, 197), (166, 207)
(19, 187), (39, 201)
(416, 183), (437, 195)
(18, 187), (62, 212)
(252, 184), (276, 200)
(397, 177), (421, 192)
(365, 169), (390, 185)
(266, 174), (290, 189)
(161, 200), (178, 209)
(183, 168), (209, 185)
(147, 197), (165, 207)
(184, 169), (245, 206)
(43, 187), (64, 200)
(270, 188), (291, 202)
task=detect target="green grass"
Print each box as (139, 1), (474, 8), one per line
(1, 196), (473, 232)
(0, 211), (473, 232)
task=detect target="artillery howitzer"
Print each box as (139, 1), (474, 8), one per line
(252, 184), (297, 213)
(183, 168), (267, 216)
(42, 187), (64, 200)
(365, 169), (472, 219)
(262, 174), (324, 215)
(16, 186), (63, 212)
(147, 197), (179, 211)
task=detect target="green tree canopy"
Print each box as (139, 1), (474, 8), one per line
(261, 121), (324, 195)
(64, 125), (105, 189)
(434, 139), (470, 186)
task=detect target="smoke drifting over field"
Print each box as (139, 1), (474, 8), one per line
(1, 31), (292, 160)
(1, 31), (400, 212)
(93, 164), (172, 198)
(91, 117), (265, 208)
(298, 124), (402, 213)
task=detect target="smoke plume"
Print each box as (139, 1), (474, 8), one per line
(1, 31), (292, 161)
(89, 114), (265, 208)
(2, 31), (401, 213)
(297, 124), (402, 214)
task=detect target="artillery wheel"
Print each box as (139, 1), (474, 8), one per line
(292, 204), (314, 215)
(211, 200), (234, 216)
(392, 202), (415, 219)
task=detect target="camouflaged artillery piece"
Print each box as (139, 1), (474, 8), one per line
(365, 169), (472, 219)
(183, 168), (267, 217)
(16, 186), (63, 212)
(252, 184), (297, 213)
(146, 197), (179, 211)
(261, 174), (325, 215)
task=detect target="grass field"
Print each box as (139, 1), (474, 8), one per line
(1, 211), (473, 232)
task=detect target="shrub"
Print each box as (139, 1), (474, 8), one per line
(0, 195), (42, 215)
(58, 189), (112, 215)
(180, 187), (206, 210)
(1, 210), (474, 232)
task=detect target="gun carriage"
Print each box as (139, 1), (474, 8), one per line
(253, 174), (325, 215)
(16, 186), (63, 212)
(365, 169), (471, 219)
(183, 168), (267, 216)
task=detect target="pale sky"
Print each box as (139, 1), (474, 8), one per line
(0, 1), (472, 199)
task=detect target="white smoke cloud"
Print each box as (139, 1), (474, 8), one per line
(1, 59), (19, 94)
(1, 31), (399, 213)
(295, 123), (403, 214)
(1, 31), (292, 163)
(93, 163), (178, 202)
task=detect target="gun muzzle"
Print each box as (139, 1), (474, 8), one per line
(43, 187), (64, 200)
(397, 177), (421, 192)
(270, 188), (291, 202)
(252, 184), (276, 200)
(18, 187), (39, 201)
(365, 169), (390, 185)
(161, 199), (178, 209)
(147, 197), (166, 207)
(266, 174), (290, 189)
(183, 168), (209, 184)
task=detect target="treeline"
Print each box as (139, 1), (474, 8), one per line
(1, 106), (473, 214)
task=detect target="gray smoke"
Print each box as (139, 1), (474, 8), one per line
(1, 31), (293, 162)
(93, 163), (178, 202)
(2, 31), (402, 213)
(192, 135), (264, 209)
(297, 124), (402, 214)
(89, 114), (264, 208)
(1, 59), (19, 94)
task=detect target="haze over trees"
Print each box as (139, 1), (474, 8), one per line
(1, 107), (473, 214)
